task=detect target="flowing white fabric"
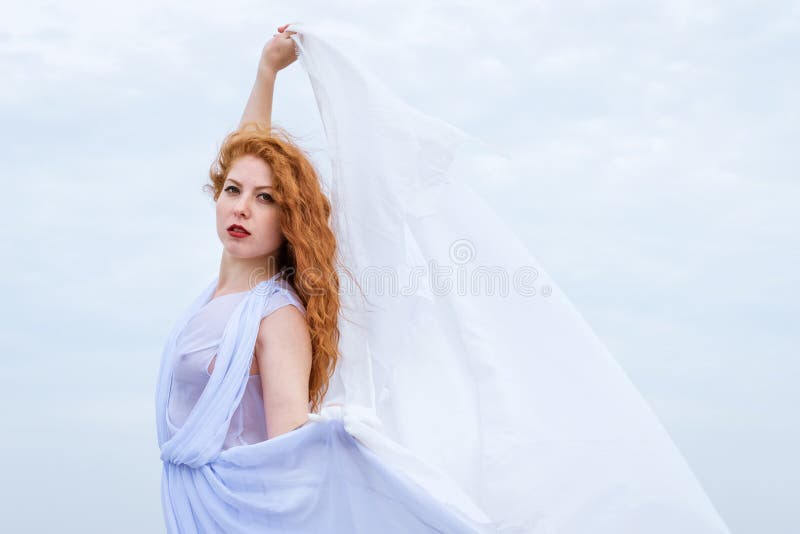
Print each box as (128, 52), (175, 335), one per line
(284, 22), (731, 534)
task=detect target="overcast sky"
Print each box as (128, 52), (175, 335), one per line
(1, 1), (797, 533)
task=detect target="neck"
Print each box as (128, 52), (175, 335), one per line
(216, 250), (283, 294)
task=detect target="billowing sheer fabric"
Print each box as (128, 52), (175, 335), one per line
(153, 22), (731, 534)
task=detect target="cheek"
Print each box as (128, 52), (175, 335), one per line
(215, 197), (226, 217)
(260, 212), (284, 241)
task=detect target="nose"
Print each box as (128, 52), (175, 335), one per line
(233, 195), (250, 217)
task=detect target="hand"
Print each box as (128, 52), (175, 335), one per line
(260, 23), (299, 74)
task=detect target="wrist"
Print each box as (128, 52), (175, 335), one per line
(257, 63), (279, 79)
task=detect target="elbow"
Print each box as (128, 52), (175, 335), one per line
(266, 414), (311, 440)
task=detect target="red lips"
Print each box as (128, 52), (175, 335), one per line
(227, 224), (251, 237)
(228, 224), (250, 235)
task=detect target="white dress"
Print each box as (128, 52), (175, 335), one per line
(165, 277), (306, 451)
(155, 272), (482, 533)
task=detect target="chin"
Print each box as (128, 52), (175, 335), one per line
(225, 245), (255, 257)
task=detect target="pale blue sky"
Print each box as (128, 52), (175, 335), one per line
(1, 1), (797, 532)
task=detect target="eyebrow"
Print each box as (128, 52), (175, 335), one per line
(225, 178), (273, 190)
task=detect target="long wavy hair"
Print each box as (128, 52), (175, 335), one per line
(203, 121), (340, 414)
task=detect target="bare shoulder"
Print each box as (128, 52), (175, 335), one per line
(254, 302), (311, 378)
(258, 303), (310, 348)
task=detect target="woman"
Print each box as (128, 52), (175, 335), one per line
(166, 26), (335, 445)
(155, 22), (731, 534)
(154, 25), (486, 533)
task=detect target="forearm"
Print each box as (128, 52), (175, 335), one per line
(239, 65), (278, 129)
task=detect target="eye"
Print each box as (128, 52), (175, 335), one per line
(258, 192), (274, 203)
(223, 185), (239, 194)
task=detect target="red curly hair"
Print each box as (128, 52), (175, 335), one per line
(203, 121), (340, 414)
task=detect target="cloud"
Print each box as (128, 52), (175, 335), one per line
(1, 1), (797, 532)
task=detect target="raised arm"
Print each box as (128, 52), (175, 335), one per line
(239, 23), (298, 129)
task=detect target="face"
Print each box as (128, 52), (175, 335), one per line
(215, 154), (284, 261)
